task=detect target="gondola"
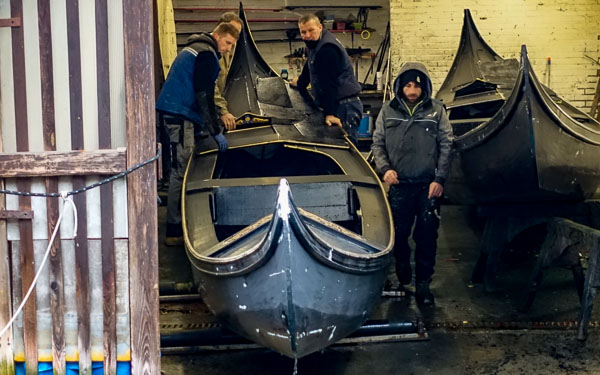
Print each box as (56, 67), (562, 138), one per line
(438, 10), (600, 204)
(181, 4), (394, 359)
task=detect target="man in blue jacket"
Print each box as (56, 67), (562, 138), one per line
(290, 14), (363, 145)
(157, 23), (239, 246)
(371, 62), (454, 305)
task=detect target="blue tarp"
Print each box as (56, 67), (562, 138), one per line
(16, 361), (131, 374)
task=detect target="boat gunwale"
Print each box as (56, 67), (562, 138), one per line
(455, 45), (600, 151)
(184, 189), (392, 277)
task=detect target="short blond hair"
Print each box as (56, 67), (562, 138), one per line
(213, 22), (240, 40)
(298, 13), (321, 26)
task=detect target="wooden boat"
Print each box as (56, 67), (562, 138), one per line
(438, 10), (600, 204)
(181, 4), (394, 358)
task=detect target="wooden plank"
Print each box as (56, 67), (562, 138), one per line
(46, 179), (66, 375)
(66, 0), (91, 372)
(0, 148), (127, 177)
(11, 0), (36, 371)
(37, 0), (67, 372)
(0, 211), (33, 220)
(156, 0), (177, 78)
(0, 17), (20, 27)
(0, 64), (16, 375)
(17, 181), (36, 375)
(95, 0), (117, 372)
(72, 177), (91, 375)
(123, 0), (160, 373)
(37, 0), (55, 152)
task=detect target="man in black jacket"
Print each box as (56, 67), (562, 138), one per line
(156, 23), (239, 246)
(290, 14), (363, 145)
(371, 62), (454, 305)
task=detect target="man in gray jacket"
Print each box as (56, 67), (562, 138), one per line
(371, 62), (454, 305)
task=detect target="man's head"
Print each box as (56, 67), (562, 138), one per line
(400, 69), (426, 104)
(218, 12), (243, 33)
(212, 23), (240, 54)
(298, 14), (322, 49)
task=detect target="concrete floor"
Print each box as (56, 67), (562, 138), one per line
(158, 203), (600, 374)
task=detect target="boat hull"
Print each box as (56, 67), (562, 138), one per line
(440, 10), (600, 204)
(191, 207), (389, 358)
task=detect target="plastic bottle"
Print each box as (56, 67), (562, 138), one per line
(281, 69), (288, 80)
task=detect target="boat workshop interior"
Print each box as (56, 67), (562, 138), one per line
(0, 0), (599, 374)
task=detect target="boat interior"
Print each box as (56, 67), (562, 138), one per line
(190, 143), (364, 244)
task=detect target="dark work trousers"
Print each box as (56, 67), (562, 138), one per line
(165, 116), (195, 238)
(388, 183), (441, 284)
(336, 97), (363, 146)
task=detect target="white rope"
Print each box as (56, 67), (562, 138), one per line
(0, 194), (78, 338)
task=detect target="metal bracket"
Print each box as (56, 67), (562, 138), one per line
(0, 17), (21, 28)
(0, 210), (34, 220)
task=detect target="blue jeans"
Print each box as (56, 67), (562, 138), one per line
(336, 97), (363, 145)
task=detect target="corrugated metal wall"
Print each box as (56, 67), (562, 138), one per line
(0, 0), (136, 373)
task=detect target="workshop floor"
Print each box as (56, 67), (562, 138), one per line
(158, 203), (600, 375)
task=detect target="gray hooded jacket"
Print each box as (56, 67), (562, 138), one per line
(371, 62), (454, 185)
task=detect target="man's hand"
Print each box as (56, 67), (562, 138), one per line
(383, 170), (399, 185)
(221, 113), (236, 131)
(428, 181), (444, 199)
(213, 133), (228, 153)
(289, 77), (298, 87)
(325, 115), (342, 128)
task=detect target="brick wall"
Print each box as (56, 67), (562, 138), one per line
(389, 0), (600, 111)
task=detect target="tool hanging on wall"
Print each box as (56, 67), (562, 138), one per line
(362, 22), (390, 89)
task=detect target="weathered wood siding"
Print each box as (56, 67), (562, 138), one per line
(0, 0), (158, 374)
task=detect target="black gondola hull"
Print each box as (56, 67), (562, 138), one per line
(439, 10), (600, 204)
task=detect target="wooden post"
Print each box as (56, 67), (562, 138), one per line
(0, 62), (16, 375)
(123, 0), (160, 374)
(95, 0), (117, 373)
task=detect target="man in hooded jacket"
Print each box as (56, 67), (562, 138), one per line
(371, 62), (454, 304)
(156, 22), (239, 245)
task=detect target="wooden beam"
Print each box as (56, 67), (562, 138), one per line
(0, 148), (126, 177)
(123, 0), (160, 374)
(0, 62), (16, 375)
(37, 0), (67, 372)
(0, 17), (21, 27)
(11, 0), (37, 371)
(95, 0), (117, 372)
(0, 211), (33, 220)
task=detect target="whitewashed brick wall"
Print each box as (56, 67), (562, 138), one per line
(389, 0), (600, 111)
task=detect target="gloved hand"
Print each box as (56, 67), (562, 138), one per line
(213, 133), (228, 153)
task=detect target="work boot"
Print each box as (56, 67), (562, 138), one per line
(165, 222), (184, 247)
(164, 236), (184, 247)
(395, 263), (412, 286)
(415, 282), (435, 305)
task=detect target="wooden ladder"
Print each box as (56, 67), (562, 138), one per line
(591, 69), (600, 121)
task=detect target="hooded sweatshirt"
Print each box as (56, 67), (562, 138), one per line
(371, 62), (454, 185)
(156, 33), (222, 136)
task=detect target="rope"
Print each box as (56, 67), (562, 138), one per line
(0, 151), (160, 198)
(0, 195), (77, 338)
